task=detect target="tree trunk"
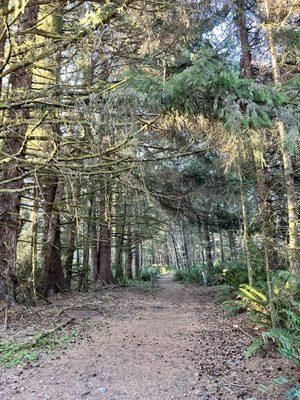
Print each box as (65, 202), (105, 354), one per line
(0, 0), (8, 99)
(64, 184), (80, 290)
(140, 242), (144, 271)
(263, 0), (300, 273)
(211, 233), (216, 262)
(253, 151), (279, 271)
(98, 177), (115, 283)
(236, 0), (253, 79)
(41, 177), (66, 297)
(151, 240), (155, 265)
(114, 191), (126, 281)
(170, 231), (180, 270)
(30, 188), (39, 299)
(227, 230), (237, 260)
(180, 219), (190, 269)
(204, 223), (213, 285)
(163, 237), (171, 266)
(238, 166), (253, 285)
(65, 217), (76, 290)
(0, 2), (38, 301)
(91, 204), (99, 281)
(125, 226), (133, 280)
(78, 192), (93, 291)
(219, 232), (225, 264)
(134, 244), (141, 279)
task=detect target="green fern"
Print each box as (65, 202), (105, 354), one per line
(244, 338), (264, 358)
(262, 328), (300, 365)
(239, 284), (269, 319)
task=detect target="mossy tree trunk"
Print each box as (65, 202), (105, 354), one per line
(0, 2), (38, 302)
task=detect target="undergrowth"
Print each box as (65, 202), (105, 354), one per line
(215, 266), (300, 399)
(172, 265), (204, 284)
(0, 329), (78, 368)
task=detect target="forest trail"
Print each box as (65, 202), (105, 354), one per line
(0, 277), (293, 400)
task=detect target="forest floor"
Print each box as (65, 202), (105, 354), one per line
(0, 276), (298, 400)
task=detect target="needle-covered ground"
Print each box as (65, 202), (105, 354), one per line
(0, 276), (297, 400)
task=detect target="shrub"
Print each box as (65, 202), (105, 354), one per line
(172, 265), (204, 284)
(240, 271), (300, 366)
(140, 266), (160, 282)
(212, 259), (265, 287)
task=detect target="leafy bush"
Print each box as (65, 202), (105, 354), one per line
(212, 259), (265, 287)
(172, 265), (204, 284)
(140, 266), (160, 282)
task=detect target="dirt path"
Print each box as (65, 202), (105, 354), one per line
(0, 277), (295, 400)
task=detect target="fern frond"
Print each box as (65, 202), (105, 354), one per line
(244, 338), (264, 358)
(240, 284), (267, 301)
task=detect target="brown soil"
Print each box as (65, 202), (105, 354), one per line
(0, 276), (297, 400)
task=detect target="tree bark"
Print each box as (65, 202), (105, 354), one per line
(134, 244), (141, 279)
(180, 219), (190, 269)
(0, 0), (8, 98)
(236, 0), (253, 78)
(238, 165), (253, 285)
(163, 237), (171, 266)
(97, 177), (115, 283)
(219, 232), (225, 264)
(204, 222), (213, 285)
(125, 226), (133, 280)
(41, 177), (66, 297)
(30, 188), (39, 299)
(170, 230), (180, 270)
(65, 217), (76, 290)
(91, 204), (98, 281)
(114, 191), (126, 281)
(64, 185), (80, 290)
(227, 230), (237, 260)
(0, 2), (38, 302)
(78, 192), (94, 291)
(255, 162), (279, 271)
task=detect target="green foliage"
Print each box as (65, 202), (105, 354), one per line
(133, 50), (297, 133)
(140, 266), (160, 282)
(0, 329), (78, 368)
(213, 260), (249, 287)
(117, 276), (130, 286)
(172, 265), (204, 284)
(243, 338), (264, 359)
(0, 341), (39, 368)
(213, 259), (265, 287)
(263, 328), (300, 365)
(239, 284), (269, 320)
(240, 271), (300, 365)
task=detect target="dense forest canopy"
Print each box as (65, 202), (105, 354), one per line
(0, 0), (299, 351)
